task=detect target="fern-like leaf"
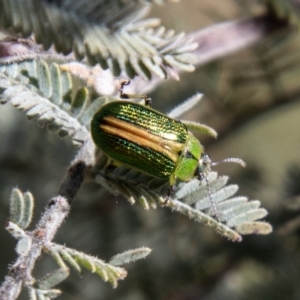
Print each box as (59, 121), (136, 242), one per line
(49, 243), (128, 288)
(9, 188), (34, 230)
(0, 0), (198, 79)
(37, 268), (70, 290)
(109, 247), (152, 266)
(0, 59), (111, 145)
(28, 286), (62, 300)
(93, 162), (272, 241)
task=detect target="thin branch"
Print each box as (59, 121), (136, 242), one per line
(0, 37), (74, 64)
(0, 196), (70, 300)
(58, 162), (87, 205)
(0, 141), (92, 299)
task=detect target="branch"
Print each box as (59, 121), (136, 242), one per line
(0, 196), (70, 300)
(0, 141), (91, 299)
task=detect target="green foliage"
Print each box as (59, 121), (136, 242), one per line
(49, 244), (128, 288)
(94, 158), (272, 241)
(0, 0), (197, 79)
(0, 1), (284, 299)
(0, 57), (271, 242)
(9, 188), (34, 230)
(0, 59), (109, 145)
(6, 188), (151, 298)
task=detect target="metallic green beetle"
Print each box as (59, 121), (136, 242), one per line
(91, 81), (245, 198)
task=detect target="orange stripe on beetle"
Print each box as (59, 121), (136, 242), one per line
(100, 116), (183, 162)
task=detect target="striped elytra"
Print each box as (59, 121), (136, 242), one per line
(91, 101), (189, 179)
(91, 91), (246, 220)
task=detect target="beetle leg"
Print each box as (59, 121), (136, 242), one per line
(119, 80), (151, 107)
(164, 185), (176, 204)
(119, 80), (131, 97)
(163, 174), (177, 204)
(163, 191), (170, 204)
(197, 172), (204, 182)
(144, 97), (152, 107)
(102, 158), (116, 174)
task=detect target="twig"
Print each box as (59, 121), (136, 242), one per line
(0, 196), (70, 300)
(0, 140), (91, 300)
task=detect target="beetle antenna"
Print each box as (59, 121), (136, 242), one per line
(203, 174), (219, 221)
(199, 154), (245, 221)
(211, 157), (246, 168)
(198, 153), (219, 220)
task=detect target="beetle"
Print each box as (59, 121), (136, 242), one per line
(91, 81), (245, 215)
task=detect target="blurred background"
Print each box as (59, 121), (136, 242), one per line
(1, 0), (300, 299)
